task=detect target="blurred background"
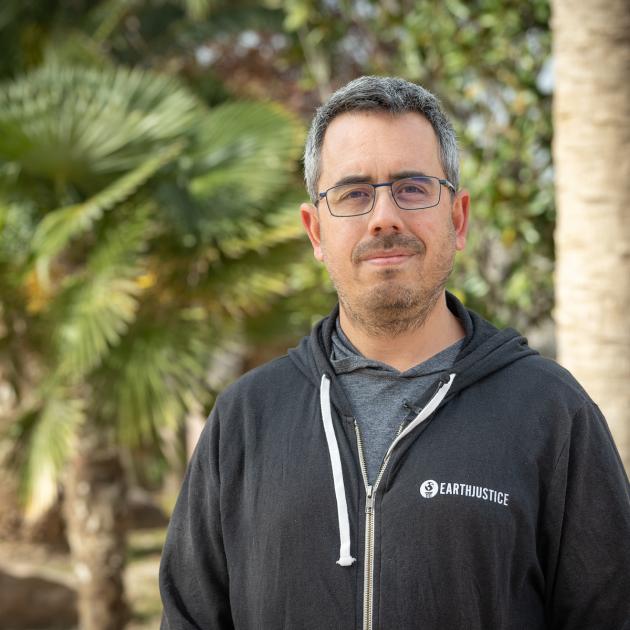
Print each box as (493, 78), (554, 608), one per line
(0, 0), (628, 628)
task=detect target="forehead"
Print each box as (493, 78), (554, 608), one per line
(319, 110), (442, 186)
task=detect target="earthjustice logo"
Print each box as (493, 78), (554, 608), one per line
(419, 479), (509, 506)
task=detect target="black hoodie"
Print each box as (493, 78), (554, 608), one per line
(160, 295), (630, 629)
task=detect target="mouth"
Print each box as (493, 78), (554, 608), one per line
(360, 250), (418, 266)
(352, 235), (425, 268)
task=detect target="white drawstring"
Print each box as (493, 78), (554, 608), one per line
(320, 374), (356, 567)
(319, 372), (456, 567)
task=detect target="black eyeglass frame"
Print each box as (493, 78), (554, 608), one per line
(317, 175), (457, 217)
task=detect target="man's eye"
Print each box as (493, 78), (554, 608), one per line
(398, 182), (429, 195)
(339, 187), (370, 201)
(400, 184), (427, 194)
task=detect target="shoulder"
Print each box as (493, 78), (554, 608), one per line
(483, 351), (593, 415)
(493, 354), (615, 458)
(215, 353), (315, 416)
(512, 353), (591, 403)
(465, 351), (601, 446)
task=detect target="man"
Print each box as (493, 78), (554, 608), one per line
(160, 76), (630, 629)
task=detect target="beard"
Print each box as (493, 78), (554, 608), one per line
(327, 229), (456, 337)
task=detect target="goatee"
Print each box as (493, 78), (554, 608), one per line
(336, 231), (455, 337)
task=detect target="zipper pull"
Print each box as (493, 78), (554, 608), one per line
(365, 485), (374, 515)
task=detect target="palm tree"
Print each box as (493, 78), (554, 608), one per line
(0, 61), (305, 628)
(552, 0), (630, 471)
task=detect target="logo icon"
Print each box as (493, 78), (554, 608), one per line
(420, 480), (439, 498)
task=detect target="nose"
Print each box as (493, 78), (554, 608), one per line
(366, 186), (402, 235)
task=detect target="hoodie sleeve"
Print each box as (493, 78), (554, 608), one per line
(543, 400), (630, 629)
(159, 404), (234, 629)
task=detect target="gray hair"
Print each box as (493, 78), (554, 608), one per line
(303, 75), (459, 204)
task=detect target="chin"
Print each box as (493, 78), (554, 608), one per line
(364, 283), (424, 313)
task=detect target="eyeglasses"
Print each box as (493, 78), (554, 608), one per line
(317, 175), (456, 217)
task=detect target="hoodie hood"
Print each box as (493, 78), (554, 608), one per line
(288, 291), (538, 405)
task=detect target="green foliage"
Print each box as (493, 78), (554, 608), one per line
(51, 204), (152, 378)
(189, 102), (302, 211)
(0, 63), (200, 187)
(97, 316), (212, 447)
(9, 385), (86, 517)
(0, 54), (306, 512)
(31, 145), (183, 270)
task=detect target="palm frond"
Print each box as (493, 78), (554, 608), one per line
(244, 259), (335, 345)
(55, 277), (141, 378)
(95, 315), (214, 448)
(31, 142), (183, 271)
(51, 205), (154, 378)
(216, 193), (305, 258)
(188, 101), (304, 215)
(0, 63), (202, 188)
(8, 387), (85, 520)
(191, 239), (308, 317)
(0, 197), (36, 263)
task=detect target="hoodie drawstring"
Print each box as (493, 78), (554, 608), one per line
(319, 372), (457, 568)
(320, 374), (356, 567)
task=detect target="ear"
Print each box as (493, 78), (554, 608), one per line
(301, 202), (324, 262)
(451, 189), (470, 251)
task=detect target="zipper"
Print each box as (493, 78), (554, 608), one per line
(355, 422), (402, 630)
(354, 423), (373, 630)
(353, 375), (454, 630)
(364, 484), (374, 630)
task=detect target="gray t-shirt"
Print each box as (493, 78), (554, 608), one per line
(330, 320), (463, 484)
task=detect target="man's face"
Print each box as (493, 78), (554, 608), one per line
(301, 110), (469, 336)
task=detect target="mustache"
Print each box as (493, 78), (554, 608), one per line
(351, 233), (425, 263)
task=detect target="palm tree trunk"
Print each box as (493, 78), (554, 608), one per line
(64, 423), (129, 629)
(552, 0), (630, 471)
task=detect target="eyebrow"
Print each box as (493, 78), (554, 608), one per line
(390, 170), (431, 180)
(332, 170), (431, 187)
(332, 174), (372, 187)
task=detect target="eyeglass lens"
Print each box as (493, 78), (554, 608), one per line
(327, 176), (440, 216)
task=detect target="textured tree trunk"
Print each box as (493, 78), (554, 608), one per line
(552, 0), (630, 471)
(64, 424), (129, 629)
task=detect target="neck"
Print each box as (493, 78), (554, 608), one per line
(338, 292), (464, 372)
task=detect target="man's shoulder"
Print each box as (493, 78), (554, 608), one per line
(217, 351), (314, 409)
(501, 351), (595, 411)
